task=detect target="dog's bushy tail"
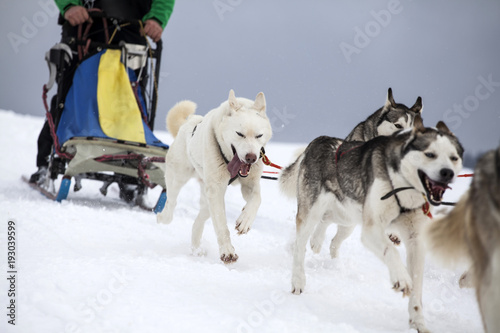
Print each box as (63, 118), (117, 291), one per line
(425, 191), (471, 266)
(166, 100), (197, 138)
(279, 148), (306, 198)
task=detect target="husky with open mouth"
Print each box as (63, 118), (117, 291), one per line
(157, 90), (272, 263)
(288, 116), (463, 332)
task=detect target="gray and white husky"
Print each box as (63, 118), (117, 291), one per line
(346, 87), (422, 141)
(279, 88), (422, 197)
(285, 116), (463, 333)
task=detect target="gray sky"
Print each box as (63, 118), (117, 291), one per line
(1, 0), (499, 156)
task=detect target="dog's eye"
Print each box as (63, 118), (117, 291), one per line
(236, 132), (245, 138)
(425, 152), (436, 159)
(394, 124), (403, 129)
(255, 134), (263, 139)
(450, 156), (459, 162)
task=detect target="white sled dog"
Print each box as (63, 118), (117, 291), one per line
(157, 90), (272, 263)
(285, 116), (463, 333)
(426, 146), (500, 333)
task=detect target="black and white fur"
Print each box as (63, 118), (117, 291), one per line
(287, 117), (463, 332)
(279, 88), (422, 197)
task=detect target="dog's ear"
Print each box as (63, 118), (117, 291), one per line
(436, 121), (453, 135)
(228, 89), (241, 112)
(384, 87), (397, 109)
(411, 96), (423, 114)
(413, 114), (425, 133)
(253, 92), (266, 114)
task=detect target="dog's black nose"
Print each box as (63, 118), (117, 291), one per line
(440, 168), (454, 182)
(245, 153), (257, 164)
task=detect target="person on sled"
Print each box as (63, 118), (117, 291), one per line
(29, 0), (175, 187)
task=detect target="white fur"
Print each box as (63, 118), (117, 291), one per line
(401, 135), (462, 196)
(157, 90), (272, 263)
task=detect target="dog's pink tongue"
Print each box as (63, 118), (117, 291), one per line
(227, 154), (243, 178)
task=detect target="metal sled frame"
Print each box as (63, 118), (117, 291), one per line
(43, 11), (167, 213)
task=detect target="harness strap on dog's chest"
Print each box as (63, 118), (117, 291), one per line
(380, 186), (433, 218)
(380, 187), (415, 200)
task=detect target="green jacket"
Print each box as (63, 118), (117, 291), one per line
(54, 0), (175, 29)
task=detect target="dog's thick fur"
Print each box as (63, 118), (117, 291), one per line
(287, 116), (463, 333)
(279, 88), (422, 198)
(426, 146), (500, 333)
(157, 90), (272, 263)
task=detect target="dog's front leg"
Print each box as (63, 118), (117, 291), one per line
(396, 211), (430, 333)
(235, 179), (261, 234)
(205, 182), (238, 263)
(361, 203), (413, 297)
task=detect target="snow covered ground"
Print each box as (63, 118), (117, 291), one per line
(0, 110), (482, 333)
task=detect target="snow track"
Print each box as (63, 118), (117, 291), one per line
(0, 110), (482, 333)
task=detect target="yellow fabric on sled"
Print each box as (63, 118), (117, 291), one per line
(97, 49), (146, 143)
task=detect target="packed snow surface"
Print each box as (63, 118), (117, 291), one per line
(0, 110), (482, 333)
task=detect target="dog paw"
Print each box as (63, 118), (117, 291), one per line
(191, 246), (207, 257)
(235, 217), (253, 234)
(156, 209), (173, 224)
(220, 253), (239, 263)
(388, 233), (401, 246)
(291, 274), (305, 295)
(329, 246), (339, 259)
(309, 237), (323, 254)
(409, 319), (430, 333)
(459, 270), (473, 288)
(409, 306), (429, 333)
(392, 280), (412, 297)
(391, 268), (413, 297)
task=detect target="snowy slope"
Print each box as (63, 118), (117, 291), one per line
(0, 110), (482, 333)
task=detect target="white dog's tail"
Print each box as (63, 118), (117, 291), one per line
(166, 100), (197, 138)
(279, 148), (306, 198)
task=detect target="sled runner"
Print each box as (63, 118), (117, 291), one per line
(31, 11), (168, 212)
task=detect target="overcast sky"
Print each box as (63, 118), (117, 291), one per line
(1, 0), (499, 156)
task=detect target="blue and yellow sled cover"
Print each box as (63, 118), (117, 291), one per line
(56, 49), (167, 148)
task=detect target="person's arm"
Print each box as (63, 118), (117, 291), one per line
(54, 0), (81, 16)
(54, 0), (90, 26)
(142, 0), (175, 42)
(143, 0), (175, 29)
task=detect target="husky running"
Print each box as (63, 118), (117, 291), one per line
(287, 116), (463, 333)
(157, 90), (273, 263)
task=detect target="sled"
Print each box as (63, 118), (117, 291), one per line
(31, 11), (168, 213)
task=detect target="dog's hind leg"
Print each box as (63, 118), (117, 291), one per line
(191, 181), (210, 256)
(292, 199), (325, 294)
(309, 219), (330, 254)
(395, 211), (430, 333)
(157, 165), (193, 225)
(329, 225), (356, 259)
